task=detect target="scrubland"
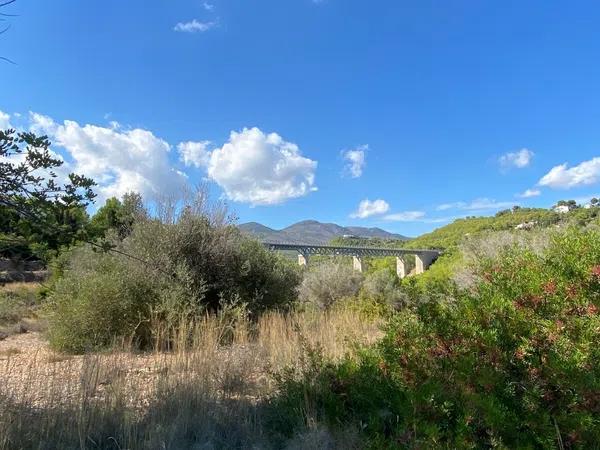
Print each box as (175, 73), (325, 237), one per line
(1, 196), (599, 449)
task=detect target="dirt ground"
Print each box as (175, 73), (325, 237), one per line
(0, 330), (274, 411)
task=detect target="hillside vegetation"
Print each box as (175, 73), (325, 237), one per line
(272, 227), (600, 448)
(333, 206), (600, 285)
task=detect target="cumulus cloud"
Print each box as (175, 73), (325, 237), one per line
(383, 211), (425, 222)
(499, 148), (534, 170)
(437, 198), (516, 211)
(28, 112), (187, 203)
(517, 188), (541, 198)
(342, 145), (367, 178)
(0, 110), (11, 129)
(178, 141), (211, 168)
(538, 157), (600, 189)
(194, 127), (317, 206)
(203, 2), (214, 11)
(350, 199), (390, 219)
(174, 19), (217, 33)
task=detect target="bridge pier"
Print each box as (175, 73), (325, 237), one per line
(298, 253), (309, 267)
(352, 256), (363, 272)
(415, 253), (437, 275)
(396, 257), (406, 279)
(264, 243), (441, 276)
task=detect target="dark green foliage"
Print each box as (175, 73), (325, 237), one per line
(0, 129), (96, 217)
(88, 192), (147, 240)
(46, 213), (301, 352)
(555, 199), (579, 210)
(0, 202), (90, 262)
(270, 228), (600, 448)
(0, 129), (96, 261)
(45, 247), (184, 352)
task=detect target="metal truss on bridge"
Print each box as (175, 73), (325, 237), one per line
(263, 242), (442, 278)
(263, 242), (441, 258)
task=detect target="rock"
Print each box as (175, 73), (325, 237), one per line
(0, 331), (8, 341)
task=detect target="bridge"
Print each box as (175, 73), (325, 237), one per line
(263, 243), (442, 278)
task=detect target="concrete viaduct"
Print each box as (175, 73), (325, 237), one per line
(263, 243), (442, 278)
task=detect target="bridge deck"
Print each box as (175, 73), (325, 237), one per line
(263, 242), (441, 258)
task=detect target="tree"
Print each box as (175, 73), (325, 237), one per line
(591, 197), (599, 206)
(0, 129), (96, 258)
(89, 192), (147, 239)
(556, 199), (579, 210)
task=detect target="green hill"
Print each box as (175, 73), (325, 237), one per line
(331, 206), (600, 284)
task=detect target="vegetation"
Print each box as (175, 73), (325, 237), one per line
(298, 261), (363, 310)
(1, 134), (599, 448)
(45, 193), (301, 353)
(0, 308), (380, 450)
(0, 282), (44, 336)
(270, 228), (600, 448)
(0, 129), (96, 261)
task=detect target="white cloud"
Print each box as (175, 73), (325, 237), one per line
(0, 110), (11, 129)
(29, 112), (187, 203)
(203, 2), (214, 11)
(499, 148), (534, 170)
(518, 188), (541, 198)
(174, 19), (217, 33)
(350, 199), (390, 219)
(538, 157), (600, 189)
(383, 211), (425, 222)
(29, 112), (59, 135)
(178, 141), (211, 168)
(437, 198), (516, 211)
(342, 145), (367, 178)
(436, 202), (464, 211)
(14, 112), (317, 208)
(202, 127), (317, 206)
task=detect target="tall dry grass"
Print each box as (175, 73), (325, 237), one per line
(0, 308), (379, 449)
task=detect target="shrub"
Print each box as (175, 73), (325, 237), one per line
(122, 215), (300, 314)
(298, 261), (362, 310)
(360, 268), (408, 310)
(271, 228), (600, 448)
(45, 247), (187, 352)
(45, 194), (301, 352)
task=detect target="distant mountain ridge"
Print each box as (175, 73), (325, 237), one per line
(238, 220), (409, 245)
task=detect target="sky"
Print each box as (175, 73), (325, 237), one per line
(2, 0), (600, 237)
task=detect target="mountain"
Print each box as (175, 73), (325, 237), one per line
(238, 219), (409, 245)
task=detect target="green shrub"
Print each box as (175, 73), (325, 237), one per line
(360, 268), (407, 311)
(45, 211), (301, 352)
(45, 247), (183, 352)
(122, 215), (300, 314)
(298, 261), (362, 310)
(271, 228), (600, 448)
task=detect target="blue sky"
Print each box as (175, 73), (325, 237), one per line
(2, 0), (600, 237)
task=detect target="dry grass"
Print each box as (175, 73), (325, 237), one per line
(0, 282), (42, 294)
(0, 308), (380, 449)
(0, 282), (46, 337)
